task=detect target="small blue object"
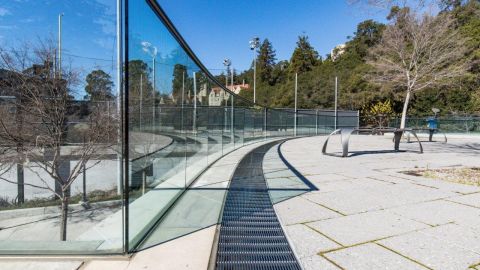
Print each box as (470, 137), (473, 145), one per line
(426, 117), (438, 129)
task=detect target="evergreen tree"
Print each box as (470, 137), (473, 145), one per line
(289, 35), (319, 74)
(128, 60), (153, 106)
(172, 64), (188, 103)
(348, 20), (385, 57)
(257, 39), (276, 84)
(85, 69), (114, 101)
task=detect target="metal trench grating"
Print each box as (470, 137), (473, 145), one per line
(215, 142), (301, 270)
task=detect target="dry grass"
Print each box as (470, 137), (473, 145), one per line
(404, 167), (480, 186)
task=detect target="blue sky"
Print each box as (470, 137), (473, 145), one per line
(160, 0), (388, 73)
(0, 0), (389, 97)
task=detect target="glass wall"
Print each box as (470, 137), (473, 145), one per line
(0, 0), (358, 255)
(0, 0), (123, 254)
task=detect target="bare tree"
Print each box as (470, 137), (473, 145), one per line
(0, 40), (116, 241)
(367, 8), (469, 128)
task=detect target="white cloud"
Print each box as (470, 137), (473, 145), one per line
(0, 7), (11, 16)
(20, 18), (35, 23)
(94, 18), (115, 36)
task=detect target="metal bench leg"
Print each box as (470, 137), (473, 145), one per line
(404, 130), (423, 154)
(322, 129), (342, 155)
(341, 130), (354, 157)
(393, 130), (403, 151)
(322, 129), (354, 157)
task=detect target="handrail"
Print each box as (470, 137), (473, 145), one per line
(145, 0), (263, 108)
(144, 0), (328, 116)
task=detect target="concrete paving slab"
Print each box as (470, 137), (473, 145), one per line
(274, 196), (341, 225)
(388, 200), (480, 228)
(82, 226), (216, 270)
(415, 223), (480, 254)
(378, 225), (480, 270)
(0, 261), (83, 270)
(307, 210), (428, 246)
(297, 173), (353, 183)
(304, 183), (454, 215)
(81, 260), (129, 270)
(409, 177), (480, 194)
(324, 243), (427, 270)
(447, 193), (480, 208)
(285, 224), (341, 258)
(299, 255), (340, 270)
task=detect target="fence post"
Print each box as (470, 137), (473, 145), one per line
(264, 107), (267, 140)
(357, 110), (360, 129)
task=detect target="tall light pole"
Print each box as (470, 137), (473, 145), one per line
(249, 37), (260, 104)
(294, 73), (298, 137)
(58, 13), (64, 79)
(334, 76), (338, 130)
(193, 72), (197, 131)
(223, 59), (231, 133)
(141, 41), (157, 131)
(223, 59), (231, 88)
(141, 41), (157, 92)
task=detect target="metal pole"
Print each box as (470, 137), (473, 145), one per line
(357, 110), (360, 129)
(315, 109), (318, 135)
(334, 76), (338, 130)
(181, 71), (185, 138)
(58, 13), (63, 79)
(253, 50), (257, 104)
(264, 107), (267, 140)
(181, 71), (185, 109)
(115, 0), (122, 197)
(231, 95), (234, 148)
(225, 68), (228, 87)
(152, 57), (156, 131)
(140, 74), (143, 130)
(193, 72), (197, 131)
(294, 73), (298, 137)
(152, 57), (156, 94)
(231, 68), (234, 90)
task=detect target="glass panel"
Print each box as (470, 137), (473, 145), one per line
(218, 95), (232, 154)
(0, 0), (122, 254)
(127, 0), (206, 248)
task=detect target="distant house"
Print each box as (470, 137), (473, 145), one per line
(331, 44), (346, 62)
(208, 83), (250, 106)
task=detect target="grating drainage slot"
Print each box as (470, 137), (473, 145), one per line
(215, 141), (301, 270)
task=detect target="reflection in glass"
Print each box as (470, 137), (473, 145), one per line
(0, 0), (359, 255)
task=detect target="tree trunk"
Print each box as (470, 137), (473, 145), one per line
(17, 163), (24, 204)
(60, 196), (69, 241)
(400, 90), (412, 129)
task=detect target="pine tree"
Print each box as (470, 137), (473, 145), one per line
(289, 35), (319, 74)
(85, 69), (114, 101)
(172, 64), (189, 103)
(257, 39), (276, 84)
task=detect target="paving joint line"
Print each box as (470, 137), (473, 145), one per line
(374, 242), (434, 270)
(300, 196), (347, 216)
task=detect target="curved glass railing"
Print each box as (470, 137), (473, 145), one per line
(0, 0), (357, 255)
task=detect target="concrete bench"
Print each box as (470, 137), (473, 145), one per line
(322, 128), (423, 157)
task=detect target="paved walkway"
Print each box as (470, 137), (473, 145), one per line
(274, 135), (480, 270)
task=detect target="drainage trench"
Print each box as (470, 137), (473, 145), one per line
(215, 141), (301, 270)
